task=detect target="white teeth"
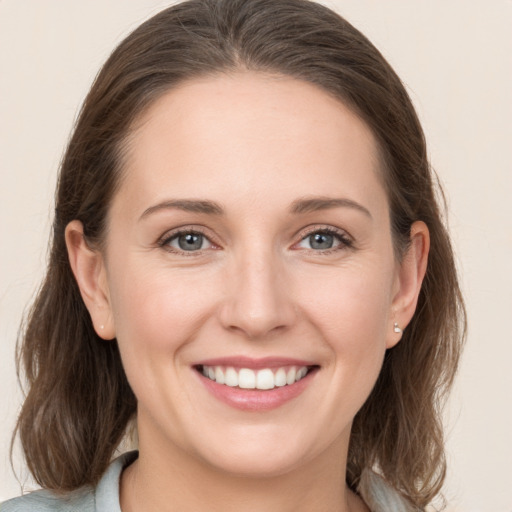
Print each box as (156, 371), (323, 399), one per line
(201, 365), (311, 389)
(214, 366), (225, 385)
(238, 368), (256, 389)
(274, 368), (287, 387)
(256, 369), (275, 390)
(296, 367), (308, 381)
(225, 367), (238, 387)
(286, 367), (296, 385)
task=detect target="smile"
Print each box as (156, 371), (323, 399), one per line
(194, 358), (319, 411)
(200, 365), (310, 390)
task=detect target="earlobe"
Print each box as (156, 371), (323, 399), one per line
(65, 220), (116, 340)
(387, 221), (430, 348)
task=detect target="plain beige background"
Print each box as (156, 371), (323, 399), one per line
(1, 1), (511, 510)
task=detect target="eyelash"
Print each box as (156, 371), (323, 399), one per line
(295, 226), (354, 254)
(158, 225), (353, 255)
(158, 227), (216, 255)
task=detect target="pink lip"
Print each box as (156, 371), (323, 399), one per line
(194, 356), (316, 370)
(194, 361), (319, 412)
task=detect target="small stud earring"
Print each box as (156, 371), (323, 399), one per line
(100, 325), (105, 330)
(393, 322), (402, 334)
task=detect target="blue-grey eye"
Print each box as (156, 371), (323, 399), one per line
(309, 232), (334, 249)
(167, 232), (211, 251)
(297, 230), (345, 251)
(179, 233), (203, 251)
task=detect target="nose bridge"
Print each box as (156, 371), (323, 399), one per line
(220, 241), (295, 339)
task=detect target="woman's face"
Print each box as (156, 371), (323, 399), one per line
(86, 73), (418, 476)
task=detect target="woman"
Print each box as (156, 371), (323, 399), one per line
(2, 0), (465, 510)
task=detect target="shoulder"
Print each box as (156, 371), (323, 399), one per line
(0, 487), (94, 512)
(358, 468), (420, 512)
(1, 451), (138, 512)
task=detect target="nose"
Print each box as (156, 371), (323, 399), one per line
(218, 248), (296, 340)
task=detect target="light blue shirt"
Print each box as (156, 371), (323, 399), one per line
(2, 450), (415, 511)
(0, 451), (138, 512)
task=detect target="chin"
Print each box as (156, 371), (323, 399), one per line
(201, 446), (310, 479)
(185, 420), (342, 479)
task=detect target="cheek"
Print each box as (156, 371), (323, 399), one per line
(105, 261), (223, 420)
(298, 261), (394, 401)
(299, 259), (394, 340)
(107, 260), (219, 359)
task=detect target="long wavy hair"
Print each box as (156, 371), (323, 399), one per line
(14, 0), (466, 508)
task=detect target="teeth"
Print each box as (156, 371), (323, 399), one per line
(296, 367), (308, 381)
(201, 365), (310, 389)
(239, 368), (256, 389)
(225, 367), (238, 387)
(214, 366), (225, 385)
(275, 368), (287, 387)
(256, 369), (275, 390)
(286, 367), (296, 385)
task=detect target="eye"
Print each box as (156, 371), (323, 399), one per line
(162, 230), (213, 252)
(296, 228), (352, 251)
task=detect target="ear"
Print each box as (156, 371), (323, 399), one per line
(387, 221), (430, 348)
(65, 220), (116, 340)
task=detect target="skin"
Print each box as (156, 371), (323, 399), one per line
(66, 72), (429, 512)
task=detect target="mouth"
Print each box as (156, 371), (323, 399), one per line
(193, 358), (319, 411)
(195, 364), (315, 390)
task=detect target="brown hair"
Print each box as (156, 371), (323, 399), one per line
(14, 0), (465, 508)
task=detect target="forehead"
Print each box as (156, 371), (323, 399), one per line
(114, 71), (387, 219)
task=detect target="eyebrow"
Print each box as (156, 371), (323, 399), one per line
(140, 199), (224, 220)
(289, 196), (372, 218)
(139, 195), (372, 220)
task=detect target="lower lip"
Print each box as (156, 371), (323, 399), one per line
(196, 369), (316, 411)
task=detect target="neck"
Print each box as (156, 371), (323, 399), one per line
(120, 424), (368, 512)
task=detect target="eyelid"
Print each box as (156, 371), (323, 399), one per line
(292, 224), (354, 251)
(157, 225), (221, 253)
(156, 224), (353, 254)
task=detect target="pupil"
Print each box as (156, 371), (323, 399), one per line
(310, 232), (333, 250)
(178, 233), (203, 251)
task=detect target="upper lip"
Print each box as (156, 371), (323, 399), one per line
(194, 356), (318, 369)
